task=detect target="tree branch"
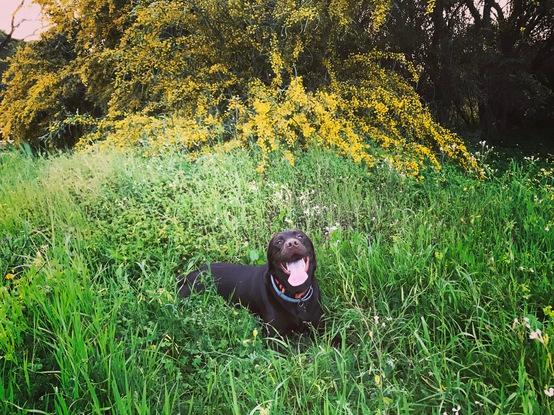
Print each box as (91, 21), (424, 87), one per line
(491, 1), (505, 23)
(0, 0), (26, 51)
(464, 0), (482, 25)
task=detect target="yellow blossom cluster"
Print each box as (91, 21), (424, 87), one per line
(77, 114), (221, 156)
(84, 68), (480, 178)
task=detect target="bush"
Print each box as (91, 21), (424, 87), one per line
(1, 0), (481, 178)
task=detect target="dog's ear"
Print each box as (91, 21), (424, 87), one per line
(267, 233), (278, 247)
(267, 233), (279, 263)
(309, 241), (317, 274)
(301, 233), (317, 274)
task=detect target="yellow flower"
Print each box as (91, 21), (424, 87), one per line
(283, 151), (295, 166)
(4, 273), (14, 280)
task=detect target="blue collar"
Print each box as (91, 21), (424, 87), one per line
(270, 275), (314, 304)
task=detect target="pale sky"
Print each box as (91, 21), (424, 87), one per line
(0, 0), (45, 40)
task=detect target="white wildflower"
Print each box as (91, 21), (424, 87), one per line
(529, 329), (545, 344)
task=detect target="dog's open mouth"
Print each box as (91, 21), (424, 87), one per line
(279, 257), (310, 286)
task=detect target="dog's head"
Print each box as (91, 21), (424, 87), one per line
(267, 230), (317, 296)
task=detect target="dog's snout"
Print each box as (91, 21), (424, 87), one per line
(285, 238), (300, 249)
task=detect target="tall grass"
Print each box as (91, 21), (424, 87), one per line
(0, 148), (552, 414)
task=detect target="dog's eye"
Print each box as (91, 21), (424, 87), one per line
(275, 239), (283, 245)
(297, 234), (303, 239)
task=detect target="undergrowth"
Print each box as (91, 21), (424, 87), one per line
(0, 148), (552, 414)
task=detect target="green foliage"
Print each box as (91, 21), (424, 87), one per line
(0, 149), (552, 413)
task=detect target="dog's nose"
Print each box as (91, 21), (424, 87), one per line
(285, 238), (300, 248)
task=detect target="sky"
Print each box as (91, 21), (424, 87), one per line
(0, 0), (45, 40)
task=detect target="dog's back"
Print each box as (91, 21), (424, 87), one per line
(177, 262), (268, 306)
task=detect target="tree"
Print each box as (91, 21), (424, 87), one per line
(381, 0), (554, 137)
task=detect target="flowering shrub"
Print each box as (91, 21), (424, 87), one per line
(82, 72), (480, 177)
(1, 0), (481, 177)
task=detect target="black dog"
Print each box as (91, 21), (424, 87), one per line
(177, 230), (322, 335)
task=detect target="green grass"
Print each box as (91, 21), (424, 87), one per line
(0, 148), (553, 414)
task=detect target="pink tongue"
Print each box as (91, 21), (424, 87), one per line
(287, 259), (308, 286)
